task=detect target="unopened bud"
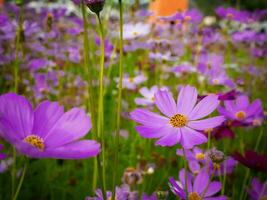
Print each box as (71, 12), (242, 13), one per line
(85, 0), (105, 14)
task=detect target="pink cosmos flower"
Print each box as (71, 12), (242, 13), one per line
(0, 93), (100, 159)
(218, 95), (263, 125)
(130, 85), (225, 149)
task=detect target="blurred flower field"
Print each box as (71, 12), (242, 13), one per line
(0, 0), (266, 199)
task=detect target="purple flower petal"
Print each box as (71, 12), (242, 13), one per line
(187, 116), (225, 130)
(155, 128), (181, 146)
(247, 99), (262, 117)
(179, 168), (193, 193)
(204, 196), (228, 200)
(44, 108), (92, 148)
(135, 125), (168, 138)
(32, 101), (64, 138)
(130, 108), (169, 127)
(44, 140), (100, 159)
(193, 169), (209, 195)
(188, 95), (219, 120)
(154, 90), (177, 117)
(180, 127), (207, 149)
(177, 86), (198, 115)
(205, 182), (222, 197)
(0, 93), (33, 139)
(236, 95), (249, 110)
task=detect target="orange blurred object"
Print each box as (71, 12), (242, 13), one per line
(0, 0), (3, 7)
(149, 0), (188, 17)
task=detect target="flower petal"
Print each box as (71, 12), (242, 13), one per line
(187, 116), (225, 130)
(154, 90), (177, 117)
(136, 125), (170, 138)
(32, 101), (64, 138)
(44, 140), (100, 159)
(180, 127), (207, 149)
(193, 169), (209, 194)
(43, 108), (92, 148)
(177, 85), (198, 115)
(204, 181), (222, 197)
(130, 108), (169, 127)
(188, 95), (219, 120)
(247, 99), (262, 117)
(0, 93), (33, 139)
(155, 128), (181, 147)
(236, 95), (249, 110)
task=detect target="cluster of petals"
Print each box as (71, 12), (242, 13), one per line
(131, 85), (225, 149)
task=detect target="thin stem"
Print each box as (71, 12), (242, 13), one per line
(112, 0), (123, 199)
(81, 1), (98, 192)
(12, 161), (27, 200)
(96, 12), (106, 196)
(12, 5), (24, 197)
(182, 148), (188, 200)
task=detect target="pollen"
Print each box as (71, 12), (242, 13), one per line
(24, 135), (45, 151)
(235, 111), (246, 120)
(184, 15), (192, 21)
(132, 31), (139, 36)
(261, 195), (267, 200)
(169, 114), (188, 128)
(213, 163), (221, 170)
(195, 153), (205, 161)
(189, 192), (202, 200)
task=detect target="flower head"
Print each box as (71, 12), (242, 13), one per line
(84, 0), (105, 14)
(0, 93), (100, 159)
(131, 85), (224, 149)
(232, 150), (267, 172)
(218, 95), (263, 125)
(248, 178), (267, 200)
(169, 169), (227, 200)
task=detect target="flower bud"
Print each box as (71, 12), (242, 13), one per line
(85, 0), (105, 14)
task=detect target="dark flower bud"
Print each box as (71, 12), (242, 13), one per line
(84, 0), (105, 14)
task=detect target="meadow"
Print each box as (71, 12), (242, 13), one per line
(0, 0), (266, 199)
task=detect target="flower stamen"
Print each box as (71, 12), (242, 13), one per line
(24, 135), (45, 151)
(235, 111), (246, 120)
(169, 114), (188, 128)
(189, 192), (202, 200)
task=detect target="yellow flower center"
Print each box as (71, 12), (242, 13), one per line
(169, 114), (188, 128)
(195, 153), (205, 161)
(227, 13), (233, 19)
(184, 15), (192, 21)
(189, 192), (202, 200)
(132, 31), (138, 36)
(213, 163), (221, 170)
(261, 195), (267, 200)
(129, 77), (134, 83)
(235, 111), (246, 120)
(24, 135), (45, 151)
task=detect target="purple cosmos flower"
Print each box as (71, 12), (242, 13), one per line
(176, 147), (206, 173)
(0, 93), (100, 159)
(123, 23), (151, 40)
(135, 86), (168, 106)
(218, 95), (263, 125)
(130, 85), (225, 149)
(248, 178), (267, 200)
(169, 169), (227, 200)
(86, 184), (138, 200)
(118, 74), (147, 90)
(232, 150), (267, 172)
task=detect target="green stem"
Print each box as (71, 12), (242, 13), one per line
(12, 160), (27, 200)
(112, 1), (123, 199)
(96, 12), (106, 197)
(182, 148), (188, 200)
(81, 1), (98, 192)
